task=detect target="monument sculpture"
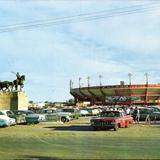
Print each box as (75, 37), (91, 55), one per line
(0, 72), (28, 110)
(0, 72), (25, 91)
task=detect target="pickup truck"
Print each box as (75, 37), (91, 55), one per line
(90, 110), (133, 131)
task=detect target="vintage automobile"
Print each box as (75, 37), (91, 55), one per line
(0, 118), (8, 127)
(0, 111), (16, 127)
(35, 108), (72, 123)
(0, 110), (26, 124)
(61, 108), (80, 119)
(90, 110), (133, 131)
(80, 109), (90, 116)
(82, 107), (102, 116)
(12, 110), (46, 124)
(136, 107), (160, 121)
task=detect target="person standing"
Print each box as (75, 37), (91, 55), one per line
(134, 107), (140, 123)
(16, 72), (21, 80)
(145, 114), (151, 124)
(126, 107), (131, 115)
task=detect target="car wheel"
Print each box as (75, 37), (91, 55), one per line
(114, 124), (118, 131)
(92, 126), (98, 131)
(125, 122), (128, 128)
(61, 117), (67, 123)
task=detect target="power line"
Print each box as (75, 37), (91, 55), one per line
(0, 2), (159, 33)
(0, 2), (157, 28)
(0, 3), (159, 32)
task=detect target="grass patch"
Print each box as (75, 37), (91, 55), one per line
(0, 118), (160, 159)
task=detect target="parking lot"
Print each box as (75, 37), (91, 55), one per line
(0, 117), (160, 159)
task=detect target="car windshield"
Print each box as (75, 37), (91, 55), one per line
(149, 107), (160, 112)
(100, 111), (120, 117)
(44, 110), (57, 114)
(62, 109), (74, 113)
(35, 110), (42, 114)
(7, 111), (14, 115)
(140, 109), (152, 114)
(17, 111), (34, 115)
(0, 111), (5, 115)
(25, 111), (34, 114)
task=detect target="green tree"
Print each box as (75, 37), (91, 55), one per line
(66, 98), (75, 106)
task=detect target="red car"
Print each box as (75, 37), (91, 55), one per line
(90, 110), (133, 131)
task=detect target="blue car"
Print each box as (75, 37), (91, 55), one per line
(0, 118), (8, 127)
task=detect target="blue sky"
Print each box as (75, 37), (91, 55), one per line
(0, 0), (160, 102)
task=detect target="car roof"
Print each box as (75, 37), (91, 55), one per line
(13, 110), (32, 112)
(102, 110), (121, 113)
(140, 108), (154, 111)
(0, 110), (11, 112)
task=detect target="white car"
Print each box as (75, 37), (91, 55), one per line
(0, 110), (26, 124)
(80, 110), (89, 116)
(0, 111), (16, 127)
(0, 118), (8, 127)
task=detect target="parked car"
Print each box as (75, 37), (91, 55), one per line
(85, 107), (102, 116)
(80, 109), (90, 116)
(12, 110), (46, 124)
(90, 110), (133, 131)
(0, 110), (26, 124)
(61, 108), (80, 119)
(35, 108), (72, 123)
(0, 111), (16, 127)
(0, 118), (8, 127)
(136, 107), (160, 121)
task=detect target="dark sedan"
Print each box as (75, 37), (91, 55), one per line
(138, 107), (160, 121)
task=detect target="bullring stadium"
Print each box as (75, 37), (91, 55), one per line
(70, 80), (160, 106)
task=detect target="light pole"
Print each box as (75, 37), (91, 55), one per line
(144, 72), (149, 84)
(99, 75), (102, 86)
(69, 80), (73, 90)
(128, 73), (132, 85)
(79, 77), (81, 88)
(87, 76), (90, 87)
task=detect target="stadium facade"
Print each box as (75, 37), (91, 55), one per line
(70, 82), (160, 106)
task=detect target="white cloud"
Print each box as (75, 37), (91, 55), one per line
(0, 1), (160, 101)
